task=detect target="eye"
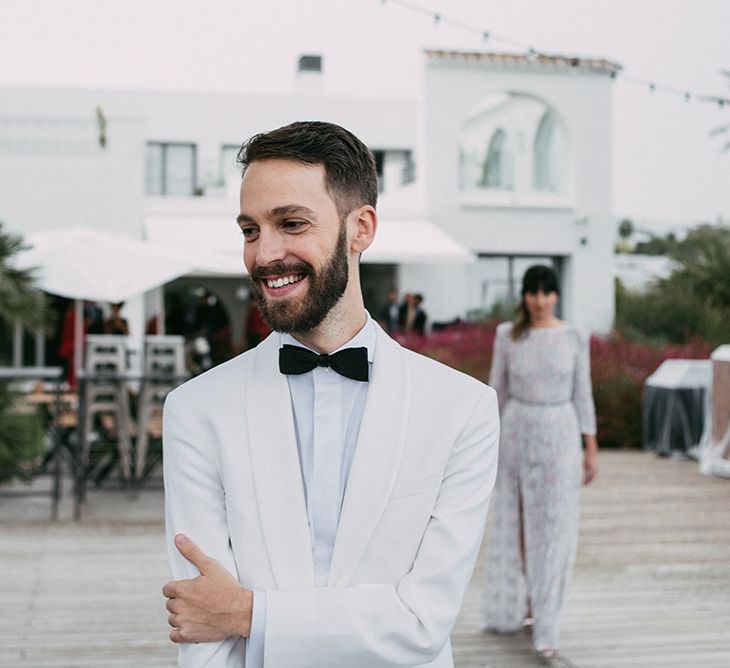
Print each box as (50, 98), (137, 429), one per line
(281, 219), (308, 232)
(240, 226), (259, 241)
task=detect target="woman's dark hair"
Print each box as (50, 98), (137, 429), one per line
(512, 264), (559, 340)
(237, 121), (378, 218)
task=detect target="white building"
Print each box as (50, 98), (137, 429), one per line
(0, 50), (618, 364)
(402, 51), (619, 331)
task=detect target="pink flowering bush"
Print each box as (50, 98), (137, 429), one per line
(589, 333), (711, 448)
(396, 321), (497, 384)
(398, 323), (713, 448)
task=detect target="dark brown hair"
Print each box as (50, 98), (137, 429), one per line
(512, 264), (560, 340)
(237, 121), (378, 217)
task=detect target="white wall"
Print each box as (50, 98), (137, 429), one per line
(0, 84), (417, 237)
(422, 56), (616, 333)
(0, 96), (145, 239)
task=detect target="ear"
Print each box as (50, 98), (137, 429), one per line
(349, 205), (377, 254)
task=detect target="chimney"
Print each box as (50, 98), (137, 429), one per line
(296, 54), (324, 94)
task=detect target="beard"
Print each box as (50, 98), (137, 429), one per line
(249, 222), (349, 333)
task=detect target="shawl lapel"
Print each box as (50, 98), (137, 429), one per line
(328, 325), (409, 586)
(245, 333), (314, 589)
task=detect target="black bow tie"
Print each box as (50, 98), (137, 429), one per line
(279, 345), (369, 382)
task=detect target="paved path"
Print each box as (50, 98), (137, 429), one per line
(1, 451), (729, 667)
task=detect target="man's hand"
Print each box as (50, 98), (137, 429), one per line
(162, 533), (253, 644)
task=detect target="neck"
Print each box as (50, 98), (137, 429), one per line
(531, 315), (559, 328)
(291, 293), (367, 354)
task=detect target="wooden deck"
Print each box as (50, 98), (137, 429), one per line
(1, 451), (729, 667)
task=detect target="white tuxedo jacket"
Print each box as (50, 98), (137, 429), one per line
(163, 323), (499, 667)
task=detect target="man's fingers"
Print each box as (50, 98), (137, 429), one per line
(162, 581), (177, 598)
(165, 598), (176, 613)
(174, 533), (211, 574)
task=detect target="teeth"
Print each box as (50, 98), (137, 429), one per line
(266, 275), (302, 289)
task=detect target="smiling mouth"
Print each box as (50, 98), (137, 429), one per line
(264, 274), (305, 289)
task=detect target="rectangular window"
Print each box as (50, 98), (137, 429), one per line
(220, 144), (242, 184)
(145, 142), (196, 196)
(371, 149), (414, 193)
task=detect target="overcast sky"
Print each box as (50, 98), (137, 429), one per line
(2, 0), (729, 230)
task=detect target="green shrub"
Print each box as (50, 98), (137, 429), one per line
(616, 277), (728, 348)
(0, 384), (45, 483)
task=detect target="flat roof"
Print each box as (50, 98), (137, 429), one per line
(425, 49), (622, 75)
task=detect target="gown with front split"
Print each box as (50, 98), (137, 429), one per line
(481, 321), (596, 652)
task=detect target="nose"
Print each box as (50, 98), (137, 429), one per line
(250, 228), (287, 269)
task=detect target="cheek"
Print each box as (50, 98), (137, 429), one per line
(243, 245), (254, 272)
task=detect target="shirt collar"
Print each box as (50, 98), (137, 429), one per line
(279, 312), (376, 364)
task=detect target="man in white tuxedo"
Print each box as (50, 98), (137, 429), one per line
(162, 121), (500, 667)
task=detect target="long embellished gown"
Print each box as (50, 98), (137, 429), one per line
(481, 321), (597, 651)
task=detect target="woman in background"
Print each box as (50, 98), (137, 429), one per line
(481, 264), (598, 661)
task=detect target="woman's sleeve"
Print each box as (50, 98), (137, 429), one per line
(488, 324), (510, 410)
(572, 328), (597, 436)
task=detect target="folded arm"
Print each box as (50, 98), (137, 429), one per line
(162, 391), (248, 667)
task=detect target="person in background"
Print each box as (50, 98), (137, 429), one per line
(242, 296), (271, 350)
(480, 264), (598, 661)
(412, 293), (427, 336)
(377, 287), (400, 334)
(398, 292), (414, 333)
(58, 301), (88, 388)
(104, 302), (129, 335)
(145, 313), (160, 335)
(399, 292), (427, 336)
(194, 291), (232, 365)
(86, 302), (105, 334)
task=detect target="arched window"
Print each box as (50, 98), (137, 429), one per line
(479, 129), (513, 189)
(533, 113), (564, 192)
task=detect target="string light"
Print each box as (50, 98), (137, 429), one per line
(377, 0), (730, 110)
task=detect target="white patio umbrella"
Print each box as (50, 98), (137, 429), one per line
(14, 227), (197, 378)
(15, 227), (196, 303)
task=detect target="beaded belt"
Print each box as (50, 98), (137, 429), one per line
(508, 396), (571, 407)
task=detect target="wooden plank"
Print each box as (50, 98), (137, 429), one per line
(1, 451), (729, 666)
(453, 451), (730, 667)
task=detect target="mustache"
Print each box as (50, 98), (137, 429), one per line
(250, 261), (313, 282)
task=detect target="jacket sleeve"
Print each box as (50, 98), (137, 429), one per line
(262, 388), (500, 667)
(163, 389), (247, 667)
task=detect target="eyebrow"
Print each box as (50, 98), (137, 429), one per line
(236, 205), (316, 225)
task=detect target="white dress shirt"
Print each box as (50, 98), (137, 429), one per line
(246, 314), (376, 666)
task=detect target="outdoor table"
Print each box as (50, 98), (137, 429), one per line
(74, 369), (187, 519)
(0, 366), (64, 520)
(643, 359), (712, 457)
